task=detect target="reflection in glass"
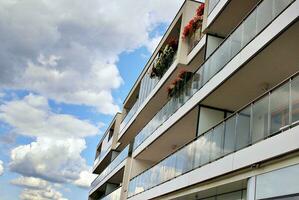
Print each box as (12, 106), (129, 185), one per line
(236, 107), (251, 150)
(252, 96), (269, 143)
(256, 164), (299, 199)
(291, 76), (299, 123)
(256, 0), (273, 33)
(223, 116), (236, 155)
(201, 132), (212, 165)
(242, 10), (257, 47)
(270, 83), (290, 134)
(210, 124), (224, 161)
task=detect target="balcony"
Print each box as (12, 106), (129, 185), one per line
(90, 145), (129, 195)
(99, 187), (121, 200)
(128, 72), (299, 198)
(132, 0), (296, 156)
(120, 73), (159, 133)
(93, 140), (112, 172)
(119, 33), (181, 144)
(206, 0), (260, 38)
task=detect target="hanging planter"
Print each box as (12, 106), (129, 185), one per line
(150, 37), (178, 79)
(182, 3), (204, 40)
(167, 69), (193, 98)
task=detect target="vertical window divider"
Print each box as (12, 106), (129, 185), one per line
(249, 103), (254, 145)
(234, 113), (239, 152)
(289, 79), (292, 125)
(267, 92), (271, 138)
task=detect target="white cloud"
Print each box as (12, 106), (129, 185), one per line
(0, 94), (99, 139)
(11, 176), (49, 189)
(146, 35), (163, 53)
(20, 186), (68, 200)
(0, 0), (184, 115)
(73, 170), (97, 189)
(0, 160), (4, 175)
(0, 0), (185, 198)
(0, 94), (98, 185)
(10, 137), (87, 183)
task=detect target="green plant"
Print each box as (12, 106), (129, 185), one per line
(150, 38), (178, 79)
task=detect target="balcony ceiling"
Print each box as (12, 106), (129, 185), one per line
(206, 0), (260, 37)
(135, 107), (199, 162)
(202, 21), (299, 112)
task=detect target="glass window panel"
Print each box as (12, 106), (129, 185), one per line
(256, 0), (273, 33)
(193, 138), (202, 168)
(200, 132), (212, 165)
(219, 38), (232, 68)
(164, 154), (176, 182)
(210, 50), (221, 78)
(159, 160), (167, 184)
(203, 197), (216, 200)
(202, 61), (211, 85)
(224, 116), (236, 155)
(193, 67), (203, 93)
(256, 164), (299, 199)
(242, 190), (247, 200)
(208, 0), (220, 14)
(185, 142), (195, 172)
(217, 191), (242, 200)
(230, 26), (242, 57)
(150, 166), (158, 188)
(174, 149), (182, 176)
(252, 96), (269, 143)
(236, 107), (251, 150)
(128, 180), (133, 197)
(175, 147), (188, 175)
(242, 10), (257, 47)
(156, 163), (162, 185)
(270, 83), (290, 135)
(184, 80), (192, 102)
(291, 76), (299, 123)
(273, 0), (293, 16)
(210, 124), (224, 161)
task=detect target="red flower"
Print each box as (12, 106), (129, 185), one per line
(196, 3), (205, 16)
(167, 37), (178, 50)
(178, 69), (188, 78)
(182, 4), (204, 40)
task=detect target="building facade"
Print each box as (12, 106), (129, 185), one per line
(89, 0), (299, 199)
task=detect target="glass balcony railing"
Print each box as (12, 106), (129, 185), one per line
(208, 0), (221, 15)
(128, 72), (299, 198)
(91, 145), (129, 192)
(100, 187), (122, 200)
(120, 50), (179, 133)
(120, 73), (159, 132)
(133, 0), (294, 152)
(93, 140), (112, 169)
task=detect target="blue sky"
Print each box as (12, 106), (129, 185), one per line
(0, 0), (184, 199)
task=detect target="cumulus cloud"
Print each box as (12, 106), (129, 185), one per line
(0, 160), (3, 175)
(0, 0), (183, 115)
(11, 176), (49, 189)
(0, 94), (99, 139)
(20, 187), (68, 200)
(0, 94), (97, 185)
(10, 137), (87, 183)
(73, 170), (97, 189)
(0, 0), (184, 198)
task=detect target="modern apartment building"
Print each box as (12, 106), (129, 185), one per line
(89, 0), (299, 199)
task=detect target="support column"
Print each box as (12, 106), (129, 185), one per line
(247, 176), (256, 200)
